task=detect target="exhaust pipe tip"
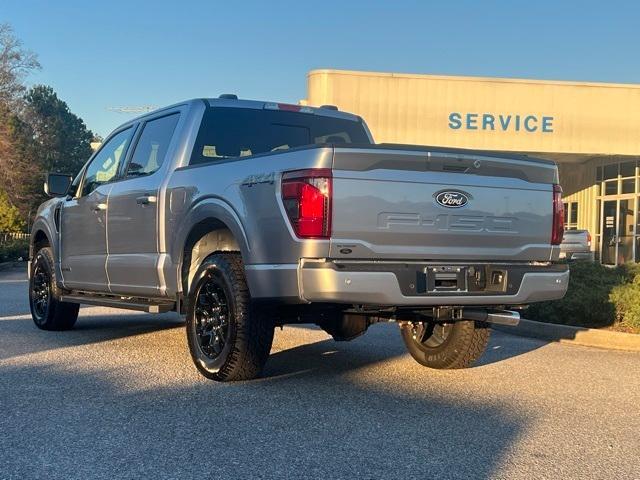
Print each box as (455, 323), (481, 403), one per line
(462, 308), (520, 327)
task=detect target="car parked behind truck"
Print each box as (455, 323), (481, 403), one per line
(29, 96), (569, 381)
(560, 229), (594, 261)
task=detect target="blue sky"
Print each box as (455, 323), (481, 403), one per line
(4, 0), (640, 136)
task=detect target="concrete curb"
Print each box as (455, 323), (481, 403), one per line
(0, 261), (26, 272)
(493, 318), (640, 352)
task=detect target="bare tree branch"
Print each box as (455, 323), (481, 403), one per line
(0, 23), (41, 107)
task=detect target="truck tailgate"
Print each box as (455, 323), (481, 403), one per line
(329, 147), (559, 261)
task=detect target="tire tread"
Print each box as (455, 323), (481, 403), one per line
(187, 252), (274, 381)
(401, 320), (490, 369)
(30, 247), (79, 331)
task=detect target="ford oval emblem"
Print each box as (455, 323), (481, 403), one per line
(435, 190), (469, 208)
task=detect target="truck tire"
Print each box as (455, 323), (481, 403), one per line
(186, 252), (274, 381)
(29, 247), (79, 331)
(400, 320), (490, 369)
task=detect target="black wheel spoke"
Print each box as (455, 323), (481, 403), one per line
(194, 278), (230, 360)
(31, 263), (51, 319)
(411, 321), (452, 349)
(431, 326), (445, 344)
(211, 334), (223, 354)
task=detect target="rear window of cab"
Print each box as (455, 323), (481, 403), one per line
(190, 107), (370, 165)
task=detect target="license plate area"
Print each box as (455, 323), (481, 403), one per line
(425, 266), (468, 293)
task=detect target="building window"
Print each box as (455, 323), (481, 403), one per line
(622, 178), (636, 194)
(620, 161), (636, 178)
(564, 201), (579, 230)
(605, 180), (618, 195)
(603, 163), (618, 180)
(598, 159), (639, 197)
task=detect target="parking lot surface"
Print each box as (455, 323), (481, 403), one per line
(1, 266), (639, 479)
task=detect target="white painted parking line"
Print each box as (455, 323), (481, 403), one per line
(0, 313), (31, 321)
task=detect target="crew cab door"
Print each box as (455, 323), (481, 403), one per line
(60, 127), (135, 291)
(106, 112), (181, 296)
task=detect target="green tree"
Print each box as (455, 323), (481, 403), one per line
(0, 102), (40, 218)
(0, 190), (25, 232)
(25, 85), (94, 176)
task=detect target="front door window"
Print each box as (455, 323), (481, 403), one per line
(80, 127), (133, 197)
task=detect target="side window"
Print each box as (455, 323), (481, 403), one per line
(314, 132), (352, 144)
(81, 128), (133, 197)
(126, 113), (180, 177)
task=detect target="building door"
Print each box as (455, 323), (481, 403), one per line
(602, 201), (617, 265)
(601, 199), (635, 265)
(618, 199), (635, 263)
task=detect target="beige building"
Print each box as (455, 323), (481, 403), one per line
(304, 69), (640, 265)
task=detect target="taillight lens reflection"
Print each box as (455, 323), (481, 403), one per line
(281, 169), (332, 238)
(551, 184), (564, 245)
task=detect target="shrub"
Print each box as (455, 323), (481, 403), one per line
(526, 261), (635, 330)
(0, 238), (29, 262)
(610, 270), (640, 332)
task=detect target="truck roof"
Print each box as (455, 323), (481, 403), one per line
(113, 97), (362, 132)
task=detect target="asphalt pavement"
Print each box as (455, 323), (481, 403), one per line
(1, 265), (639, 479)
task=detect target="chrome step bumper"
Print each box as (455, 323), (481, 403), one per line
(298, 260), (569, 306)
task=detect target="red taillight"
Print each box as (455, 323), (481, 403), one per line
(587, 232), (592, 247)
(281, 169), (332, 238)
(551, 184), (564, 245)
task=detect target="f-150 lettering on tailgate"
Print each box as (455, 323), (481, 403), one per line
(377, 212), (516, 233)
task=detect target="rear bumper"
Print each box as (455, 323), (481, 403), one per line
(246, 260), (569, 306)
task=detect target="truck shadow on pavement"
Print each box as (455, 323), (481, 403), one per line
(0, 344), (530, 480)
(273, 323), (548, 375)
(0, 313), (184, 361)
(0, 305), (539, 478)
(0, 313), (546, 369)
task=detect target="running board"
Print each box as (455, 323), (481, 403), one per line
(59, 294), (175, 313)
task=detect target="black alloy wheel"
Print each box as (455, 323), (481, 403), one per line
(29, 246), (79, 331)
(30, 261), (51, 324)
(185, 252), (274, 381)
(194, 278), (230, 360)
(400, 319), (490, 369)
(410, 321), (454, 348)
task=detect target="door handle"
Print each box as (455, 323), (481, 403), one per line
(92, 202), (107, 212)
(136, 195), (157, 205)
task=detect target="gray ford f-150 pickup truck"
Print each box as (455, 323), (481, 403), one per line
(29, 96), (569, 381)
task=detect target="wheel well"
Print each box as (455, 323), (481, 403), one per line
(32, 230), (50, 257)
(181, 219), (241, 295)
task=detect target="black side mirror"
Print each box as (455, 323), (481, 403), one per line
(44, 173), (73, 197)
